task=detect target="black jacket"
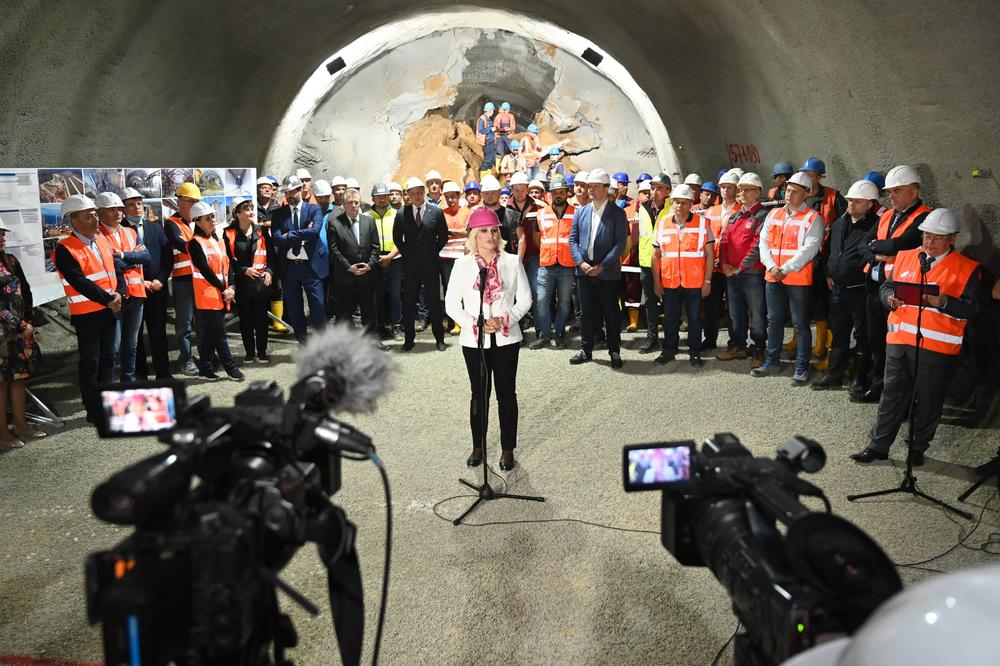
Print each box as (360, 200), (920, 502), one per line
(125, 216), (172, 285)
(860, 199), (929, 284)
(392, 204), (448, 270)
(825, 208), (879, 287)
(223, 223), (275, 296)
(328, 212), (380, 284)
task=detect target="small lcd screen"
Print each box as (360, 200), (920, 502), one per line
(99, 385), (180, 436)
(624, 443), (694, 491)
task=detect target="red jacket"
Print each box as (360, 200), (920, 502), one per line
(719, 203), (767, 273)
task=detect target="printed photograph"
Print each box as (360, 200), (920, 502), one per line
(225, 168), (255, 196)
(161, 168), (195, 197)
(124, 168), (162, 198)
(195, 168), (226, 196)
(37, 169), (84, 203)
(83, 168), (126, 198)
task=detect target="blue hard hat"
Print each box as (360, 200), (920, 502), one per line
(464, 181), (481, 192)
(864, 170), (885, 191)
(527, 124), (539, 133)
(510, 139), (520, 149)
(549, 147), (560, 156)
(483, 102), (495, 111)
(501, 102), (511, 111)
(500, 188), (511, 196)
(266, 175), (279, 186)
(701, 181), (720, 194)
(612, 171), (630, 184)
(565, 174), (576, 186)
(800, 156), (826, 174)
(637, 172), (652, 182)
(718, 168), (730, 181)
(772, 161), (794, 178)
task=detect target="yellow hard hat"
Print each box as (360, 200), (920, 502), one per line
(175, 182), (203, 200)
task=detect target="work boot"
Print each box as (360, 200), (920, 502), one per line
(812, 321), (830, 360)
(811, 348), (848, 390)
(849, 352), (870, 397)
(450, 322), (461, 336)
(554, 334), (567, 349)
(626, 308), (639, 333)
(716, 346), (748, 361)
(529, 335), (551, 350)
(270, 300), (289, 332)
(639, 337), (659, 354)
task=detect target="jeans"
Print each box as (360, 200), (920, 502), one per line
(866, 283), (890, 393)
(173, 277), (195, 364)
(527, 164), (541, 180)
(727, 271), (766, 351)
(522, 254), (540, 319)
(765, 281), (812, 368)
(379, 259), (403, 327)
(114, 298), (144, 382)
(662, 287), (702, 356)
(639, 267), (661, 340)
(535, 264), (575, 337)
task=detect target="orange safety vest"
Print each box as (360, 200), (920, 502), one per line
(443, 206), (471, 236)
(763, 206), (821, 286)
(99, 224), (146, 299)
(865, 203), (933, 274)
(620, 198), (641, 264)
(521, 135), (541, 166)
(705, 202), (743, 272)
(538, 203), (576, 267)
(654, 213), (711, 289)
(224, 227), (268, 271)
(767, 186), (782, 201)
(57, 234), (118, 316)
(815, 186), (841, 228)
(168, 215), (195, 277)
(886, 248), (979, 355)
(493, 111), (516, 135)
(191, 235), (230, 311)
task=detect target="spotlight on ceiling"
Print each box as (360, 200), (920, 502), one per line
(582, 47), (603, 67)
(326, 57), (346, 75)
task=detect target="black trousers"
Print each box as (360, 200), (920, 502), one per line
(136, 287), (170, 379)
(334, 278), (377, 333)
(73, 310), (118, 420)
(640, 266), (660, 340)
(866, 283), (890, 392)
(235, 291), (270, 357)
(830, 285), (868, 353)
(579, 276), (621, 354)
(870, 346), (955, 455)
(702, 272), (727, 346)
(195, 308), (238, 374)
(402, 264), (444, 343)
(463, 337), (520, 451)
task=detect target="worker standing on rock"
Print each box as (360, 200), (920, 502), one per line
(522, 124), (543, 179)
(476, 102), (497, 176)
(493, 101), (516, 159)
(499, 140), (525, 183)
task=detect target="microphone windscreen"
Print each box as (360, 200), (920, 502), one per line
(294, 324), (398, 414)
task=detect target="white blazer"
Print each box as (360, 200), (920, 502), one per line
(445, 252), (532, 349)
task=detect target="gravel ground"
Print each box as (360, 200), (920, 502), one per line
(1, 323), (997, 665)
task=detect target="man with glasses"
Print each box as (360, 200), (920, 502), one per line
(164, 182), (203, 375)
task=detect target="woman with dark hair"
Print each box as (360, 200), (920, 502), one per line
(224, 197), (275, 363)
(445, 207), (532, 471)
(0, 222), (43, 449)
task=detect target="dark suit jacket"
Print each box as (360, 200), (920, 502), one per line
(270, 202), (329, 279)
(392, 204), (448, 271)
(328, 212), (380, 284)
(126, 218), (172, 285)
(569, 201), (628, 280)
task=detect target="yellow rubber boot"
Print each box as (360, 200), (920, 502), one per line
(270, 300), (289, 332)
(626, 308), (639, 333)
(811, 325), (833, 370)
(782, 331), (798, 351)
(450, 321), (461, 335)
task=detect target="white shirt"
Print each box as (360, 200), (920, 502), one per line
(588, 200), (608, 261)
(444, 252), (532, 349)
(411, 204), (423, 223)
(350, 217), (360, 245)
(286, 202), (308, 261)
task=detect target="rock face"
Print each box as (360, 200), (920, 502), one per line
(395, 111), (482, 185)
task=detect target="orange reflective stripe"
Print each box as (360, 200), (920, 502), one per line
(191, 236), (229, 310)
(538, 204), (576, 267)
(654, 214), (710, 288)
(864, 204), (932, 273)
(57, 234), (118, 315)
(764, 207), (817, 286)
(100, 225), (146, 298)
(169, 216), (195, 277)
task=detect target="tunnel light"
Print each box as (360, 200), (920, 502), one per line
(582, 47), (603, 67)
(326, 57), (347, 75)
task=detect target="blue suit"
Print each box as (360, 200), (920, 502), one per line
(568, 201), (628, 355)
(271, 202), (329, 340)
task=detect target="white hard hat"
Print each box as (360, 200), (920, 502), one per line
(683, 173), (702, 186)
(730, 168), (745, 178)
(575, 171), (589, 184)
(256, 176), (272, 186)
(637, 180), (651, 192)
(295, 168), (313, 181)
(405, 176), (425, 191)
(509, 172), (530, 186)
(846, 179), (880, 201)
(787, 171), (814, 190)
(330, 176), (347, 187)
(95, 192), (125, 209)
(480, 175), (502, 192)
(388, 181), (403, 192)
(719, 170), (740, 186)
(189, 201), (215, 220)
(738, 172), (763, 189)
(312, 179), (333, 197)
(60, 194), (96, 219)
(587, 169), (611, 185)
(528, 179), (545, 190)
(442, 181), (462, 194)
(280, 175), (303, 192)
(424, 170), (443, 182)
(345, 177), (360, 189)
(671, 184), (696, 201)
(918, 208), (959, 234)
(229, 197), (251, 214)
(884, 164), (921, 189)
(120, 187), (142, 201)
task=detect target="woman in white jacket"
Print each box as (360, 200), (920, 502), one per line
(445, 206), (532, 471)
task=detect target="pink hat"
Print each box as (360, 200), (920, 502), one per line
(467, 206), (500, 230)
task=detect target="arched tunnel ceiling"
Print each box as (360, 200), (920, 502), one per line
(2, 1), (998, 262)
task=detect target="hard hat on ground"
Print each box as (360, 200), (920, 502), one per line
(701, 182), (719, 195)
(787, 172), (814, 190)
(371, 182), (390, 196)
(312, 179), (333, 197)
(918, 208), (959, 234)
(586, 169), (611, 185)
(884, 165), (921, 189)
(189, 201), (215, 220)
(175, 182), (202, 199)
(280, 175), (303, 192)
(404, 177), (425, 191)
(846, 180), (879, 201)
(800, 156), (826, 174)
(738, 172), (763, 189)
(549, 175), (569, 191)
(442, 181), (462, 194)
(61, 194), (96, 219)
(509, 172), (530, 186)
(480, 175), (502, 192)
(671, 184), (696, 201)
(95, 192), (125, 209)
(120, 187), (142, 201)
(683, 173), (702, 186)
(295, 168), (312, 181)
(864, 170), (886, 191)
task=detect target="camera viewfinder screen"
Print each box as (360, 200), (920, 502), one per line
(101, 387), (178, 435)
(626, 444), (693, 490)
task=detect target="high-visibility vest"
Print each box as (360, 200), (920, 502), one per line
(476, 114), (495, 146)
(621, 198), (641, 264)
(538, 203), (576, 267)
(168, 215), (195, 277)
(99, 224), (146, 299)
(521, 135), (541, 166)
(763, 206), (821, 286)
(640, 201), (672, 268)
(886, 248), (979, 355)
(371, 208), (397, 252)
(705, 202), (742, 272)
(443, 206), (470, 236)
(223, 226), (268, 271)
(654, 213), (711, 289)
(865, 203), (933, 274)
(57, 234), (118, 316)
(493, 111), (516, 135)
(191, 235), (229, 311)
(815, 186), (842, 227)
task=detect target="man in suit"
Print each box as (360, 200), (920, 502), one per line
(328, 188), (386, 350)
(568, 168), (628, 368)
(270, 174), (329, 342)
(393, 177), (449, 351)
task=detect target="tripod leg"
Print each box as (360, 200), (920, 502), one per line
(912, 487), (973, 520)
(493, 492), (545, 503)
(847, 486), (907, 502)
(958, 473), (990, 503)
(453, 497), (486, 525)
(459, 478), (480, 492)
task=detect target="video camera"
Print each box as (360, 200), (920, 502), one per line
(623, 434), (902, 666)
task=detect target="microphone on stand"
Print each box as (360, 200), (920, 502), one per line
(918, 251), (932, 275)
(479, 266), (487, 294)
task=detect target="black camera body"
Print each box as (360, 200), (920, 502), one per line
(624, 433), (901, 666)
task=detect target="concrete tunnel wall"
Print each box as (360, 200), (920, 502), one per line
(2, 0), (998, 270)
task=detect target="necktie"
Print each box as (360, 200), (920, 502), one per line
(415, 206), (422, 228)
(292, 207), (302, 254)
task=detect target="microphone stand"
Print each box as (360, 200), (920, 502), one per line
(454, 264), (545, 525)
(848, 253), (971, 519)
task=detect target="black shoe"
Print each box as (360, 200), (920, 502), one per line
(257, 354), (270, 364)
(851, 388), (881, 403)
(811, 373), (843, 390)
(529, 335), (551, 350)
(910, 451), (925, 467)
(226, 368), (246, 382)
(377, 341), (390, 351)
(851, 447), (888, 463)
(610, 352), (623, 369)
(569, 350), (592, 365)
(244, 355), (256, 364)
(639, 338), (659, 354)
(654, 353), (675, 365)
(401, 341), (415, 351)
(554, 334), (566, 349)
(689, 355), (704, 367)
(436, 341), (448, 352)
(199, 369), (220, 381)
(499, 455), (517, 472)
(467, 449), (483, 467)
(700, 341), (717, 352)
